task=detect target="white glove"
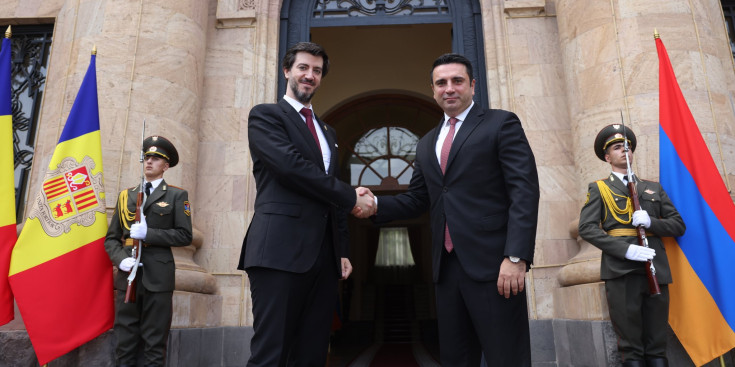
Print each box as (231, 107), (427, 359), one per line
(119, 257), (136, 272)
(625, 244), (656, 262)
(632, 210), (651, 228)
(129, 214), (147, 240)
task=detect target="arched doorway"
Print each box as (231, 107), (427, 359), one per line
(326, 94), (442, 364)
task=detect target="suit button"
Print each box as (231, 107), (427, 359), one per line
(443, 187), (448, 192)
(323, 213), (328, 218)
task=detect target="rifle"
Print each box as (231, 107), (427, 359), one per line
(124, 119), (146, 303)
(620, 111), (661, 296)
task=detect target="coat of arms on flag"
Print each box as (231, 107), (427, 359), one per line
(28, 155), (104, 237)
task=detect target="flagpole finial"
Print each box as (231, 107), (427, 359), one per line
(4, 26), (10, 38)
(654, 28), (660, 39)
(92, 45), (97, 55)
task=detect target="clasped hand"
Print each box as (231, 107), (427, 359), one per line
(632, 210), (651, 228)
(625, 244), (655, 262)
(119, 257), (138, 272)
(351, 187), (376, 218)
(130, 214), (148, 240)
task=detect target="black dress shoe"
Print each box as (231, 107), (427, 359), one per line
(646, 358), (669, 367)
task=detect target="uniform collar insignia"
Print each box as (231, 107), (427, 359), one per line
(157, 202), (170, 207)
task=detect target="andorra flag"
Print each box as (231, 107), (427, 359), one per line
(1, 29), (16, 327)
(8, 50), (113, 364)
(656, 35), (735, 366)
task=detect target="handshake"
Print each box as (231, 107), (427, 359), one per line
(351, 187), (376, 219)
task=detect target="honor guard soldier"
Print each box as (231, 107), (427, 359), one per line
(578, 124), (686, 367)
(104, 136), (193, 367)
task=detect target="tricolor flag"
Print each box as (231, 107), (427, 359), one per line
(657, 35), (735, 365)
(0, 27), (16, 326)
(8, 50), (113, 364)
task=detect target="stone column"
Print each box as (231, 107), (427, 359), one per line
(555, 0), (735, 319)
(29, 0), (220, 327)
(195, 0), (281, 327)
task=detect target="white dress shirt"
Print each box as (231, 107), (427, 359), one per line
(284, 95), (331, 174)
(435, 102), (475, 163)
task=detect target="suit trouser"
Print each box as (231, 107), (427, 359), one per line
(435, 250), (531, 367)
(246, 235), (338, 367)
(114, 284), (173, 366)
(605, 274), (669, 361)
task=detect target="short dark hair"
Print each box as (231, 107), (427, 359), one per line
(282, 42), (330, 77)
(430, 53), (473, 83)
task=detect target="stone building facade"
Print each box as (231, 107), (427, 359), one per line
(1, 0), (735, 365)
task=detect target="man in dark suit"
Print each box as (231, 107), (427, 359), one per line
(105, 136), (193, 367)
(238, 42), (374, 366)
(579, 125), (685, 367)
(359, 53), (540, 366)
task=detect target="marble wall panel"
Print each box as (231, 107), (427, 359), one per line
(524, 128), (573, 165)
(199, 107), (241, 142)
(0, 0), (59, 18)
(529, 267), (563, 319)
(214, 274), (251, 327)
(555, 0), (610, 43)
(535, 238), (579, 266)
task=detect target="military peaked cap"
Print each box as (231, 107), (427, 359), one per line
(594, 124), (637, 161)
(143, 135), (179, 168)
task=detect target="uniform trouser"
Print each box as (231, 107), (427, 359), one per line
(605, 274), (669, 362)
(435, 250), (532, 367)
(114, 285), (173, 367)
(246, 235), (338, 367)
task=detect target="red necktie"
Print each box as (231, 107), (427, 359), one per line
(300, 108), (322, 152)
(440, 117), (458, 252)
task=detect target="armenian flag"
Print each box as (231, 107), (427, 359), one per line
(8, 50), (113, 364)
(0, 27), (16, 327)
(657, 34), (735, 366)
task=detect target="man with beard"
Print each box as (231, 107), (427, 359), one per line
(238, 42), (375, 366)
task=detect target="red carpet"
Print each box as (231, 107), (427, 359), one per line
(369, 344), (419, 367)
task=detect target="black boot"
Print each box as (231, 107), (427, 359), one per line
(646, 358), (669, 367)
(622, 360), (646, 367)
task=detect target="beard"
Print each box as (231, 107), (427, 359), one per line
(289, 77), (316, 104)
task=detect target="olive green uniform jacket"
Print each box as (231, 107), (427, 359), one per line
(578, 174), (685, 283)
(104, 180), (193, 291)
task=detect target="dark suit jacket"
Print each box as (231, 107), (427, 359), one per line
(238, 99), (355, 275)
(578, 174), (686, 283)
(104, 180), (193, 292)
(376, 106), (540, 282)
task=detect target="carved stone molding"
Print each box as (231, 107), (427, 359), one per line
(173, 227), (218, 294)
(557, 218), (602, 287)
(504, 0), (545, 17)
(216, 0), (256, 28)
